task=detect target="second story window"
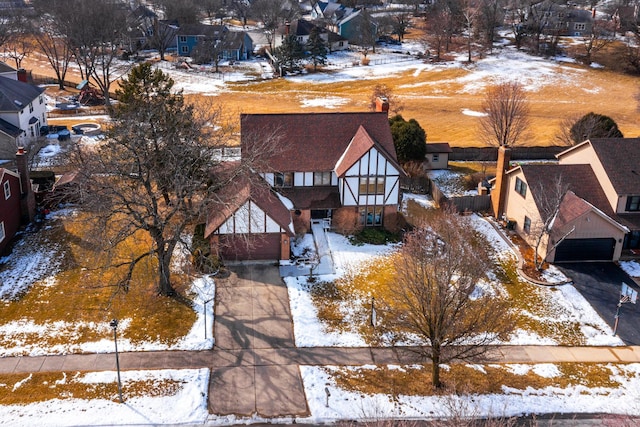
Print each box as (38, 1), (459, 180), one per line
(515, 177), (527, 197)
(4, 180), (10, 200)
(275, 172), (293, 188)
(627, 196), (640, 212)
(359, 176), (385, 195)
(523, 216), (531, 233)
(29, 102), (33, 113)
(313, 171), (331, 186)
(179, 36), (187, 43)
(575, 23), (586, 31)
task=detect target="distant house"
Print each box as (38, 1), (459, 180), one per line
(528, 0), (594, 37)
(311, 0), (377, 44)
(176, 24), (253, 60)
(425, 142), (452, 170)
(0, 65), (47, 159)
(205, 98), (405, 261)
(0, 147), (36, 254)
(493, 139), (640, 263)
(276, 19), (348, 52)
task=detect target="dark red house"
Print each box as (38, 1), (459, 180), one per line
(0, 147), (35, 254)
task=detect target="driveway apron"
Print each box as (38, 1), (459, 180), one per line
(210, 263), (309, 418)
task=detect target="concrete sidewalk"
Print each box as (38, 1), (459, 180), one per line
(2, 345), (640, 375)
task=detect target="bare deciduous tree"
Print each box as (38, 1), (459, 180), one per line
(30, 11), (73, 90)
(528, 174), (573, 270)
(581, 19), (616, 65)
(68, 63), (280, 296)
(387, 210), (515, 388)
(479, 81), (530, 147)
(250, 0), (299, 52)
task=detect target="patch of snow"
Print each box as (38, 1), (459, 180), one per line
(462, 108), (488, 117)
(620, 261), (640, 277)
(300, 96), (349, 109)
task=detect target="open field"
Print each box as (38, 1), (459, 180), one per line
(26, 39), (640, 148)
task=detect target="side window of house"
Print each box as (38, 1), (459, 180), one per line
(515, 177), (527, 197)
(39, 95), (44, 104)
(575, 23), (585, 31)
(3, 180), (10, 200)
(0, 221), (4, 242)
(181, 46), (189, 54)
(275, 172), (293, 188)
(29, 102), (34, 113)
(627, 196), (640, 212)
(523, 216), (531, 233)
(432, 154), (439, 162)
(179, 36), (187, 43)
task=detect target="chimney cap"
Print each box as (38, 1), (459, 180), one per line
(16, 147), (25, 155)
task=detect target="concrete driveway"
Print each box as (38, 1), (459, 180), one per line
(557, 262), (640, 345)
(210, 262), (309, 418)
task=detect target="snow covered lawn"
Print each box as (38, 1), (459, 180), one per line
(286, 207), (622, 348)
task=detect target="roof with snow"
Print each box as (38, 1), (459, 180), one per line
(0, 76), (45, 112)
(240, 112), (399, 173)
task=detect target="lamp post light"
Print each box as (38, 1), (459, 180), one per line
(109, 318), (124, 403)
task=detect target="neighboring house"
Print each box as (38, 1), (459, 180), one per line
(0, 168), (22, 254)
(0, 61), (17, 80)
(0, 147), (36, 254)
(336, 9), (378, 44)
(493, 139), (640, 263)
(276, 19), (348, 52)
(311, 0), (377, 43)
(205, 98), (405, 261)
(123, 4), (158, 51)
(176, 24), (253, 60)
(0, 71), (47, 158)
(425, 142), (452, 170)
(528, 0), (594, 37)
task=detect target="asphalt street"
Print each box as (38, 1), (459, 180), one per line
(558, 262), (640, 345)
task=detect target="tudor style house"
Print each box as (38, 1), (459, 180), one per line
(493, 139), (640, 263)
(205, 99), (405, 261)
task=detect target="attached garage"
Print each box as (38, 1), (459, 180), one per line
(554, 238), (616, 262)
(217, 234), (285, 261)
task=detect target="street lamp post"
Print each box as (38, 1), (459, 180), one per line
(109, 319), (124, 403)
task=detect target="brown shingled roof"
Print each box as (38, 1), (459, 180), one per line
(204, 173), (293, 239)
(585, 138), (640, 196)
(519, 163), (615, 221)
(240, 112), (398, 173)
(425, 142), (452, 153)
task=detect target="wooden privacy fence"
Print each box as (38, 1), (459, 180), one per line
(429, 176), (491, 213)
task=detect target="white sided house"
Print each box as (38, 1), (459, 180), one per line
(0, 66), (47, 158)
(205, 99), (405, 261)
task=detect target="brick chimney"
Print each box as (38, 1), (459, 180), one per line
(15, 147), (35, 223)
(375, 96), (389, 114)
(491, 145), (511, 220)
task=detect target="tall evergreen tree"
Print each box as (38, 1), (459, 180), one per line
(274, 34), (305, 74)
(306, 27), (327, 71)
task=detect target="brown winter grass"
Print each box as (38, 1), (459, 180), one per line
(24, 33), (640, 147)
(0, 212), (196, 353)
(310, 201), (590, 345)
(329, 362), (623, 397)
(0, 371), (185, 404)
